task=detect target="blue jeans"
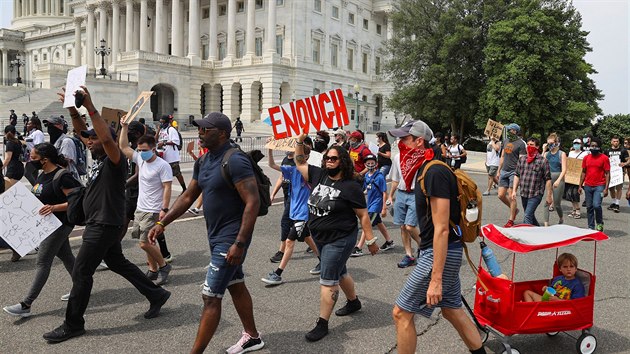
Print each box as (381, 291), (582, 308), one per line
(315, 229), (357, 286)
(203, 241), (248, 298)
(520, 195), (543, 226)
(379, 165), (391, 178)
(584, 185), (605, 229)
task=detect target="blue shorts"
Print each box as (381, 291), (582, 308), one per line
(316, 229), (357, 286)
(369, 212), (382, 227)
(396, 244), (463, 318)
(202, 242), (248, 298)
(393, 190), (418, 227)
(379, 165), (392, 178)
(499, 170), (515, 188)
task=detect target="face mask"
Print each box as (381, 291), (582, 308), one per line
(47, 125), (63, 144)
(139, 150), (154, 161)
(326, 166), (341, 177)
(590, 147), (601, 155)
(31, 159), (43, 170)
(508, 132), (518, 141)
(526, 145), (539, 163)
(314, 140), (328, 153)
(548, 143), (559, 149)
(366, 164), (376, 172)
(161, 122), (169, 129)
(573, 144), (581, 150)
(583, 137), (590, 145)
(350, 140), (361, 149)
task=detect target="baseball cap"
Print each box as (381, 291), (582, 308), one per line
(505, 123), (521, 133)
(349, 131), (363, 140)
(334, 129), (346, 137)
(43, 116), (66, 127)
(573, 138), (582, 144)
(388, 120), (434, 142)
(364, 154), (377, 162)
(80, 127), (117, 140)
(193, 112), (232, 134)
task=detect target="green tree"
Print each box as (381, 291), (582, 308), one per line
(593, 114), (630, 147)
(477, 0), (602, 138)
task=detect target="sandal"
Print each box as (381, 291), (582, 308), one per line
(574, 211), (581, 219)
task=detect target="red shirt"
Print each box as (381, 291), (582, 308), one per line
(349, 144), (371, 173)
(582, 153), (610, 187)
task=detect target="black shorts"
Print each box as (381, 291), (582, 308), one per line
(287, 220), (310, 242)
(369, 212), (382, 227)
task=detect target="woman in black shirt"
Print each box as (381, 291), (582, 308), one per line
(3, 125), (24, 185)
(295, 132), (379, 342)
(2, 143), (79, 318)
(376, 132), (392, 177)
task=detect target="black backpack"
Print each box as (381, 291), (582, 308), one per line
(52, 169), (86, 225)
(168, 127), (183, 151)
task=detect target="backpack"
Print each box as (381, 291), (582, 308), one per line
(457, 145), (467, 163)
(67, 136), (88, 176)
(52, 169), (86, 225)
(168, 127), (183, 151)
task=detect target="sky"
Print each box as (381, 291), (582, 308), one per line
(0, 0), (628, 115)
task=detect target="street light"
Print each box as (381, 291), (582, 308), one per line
(9, 54), (26, 84)
(95, 38), (111, 76)
(353, 83), (360, 130)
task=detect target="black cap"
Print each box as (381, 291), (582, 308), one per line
(193, 112), (232, 134)
(43, 116), (67, 127)
(80, 127), (117, 140)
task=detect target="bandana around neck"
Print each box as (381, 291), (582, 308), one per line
(398, 140), (435, 191)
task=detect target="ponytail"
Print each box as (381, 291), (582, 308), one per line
(33, 142), (68, 168)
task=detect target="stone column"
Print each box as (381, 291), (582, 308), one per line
(51, 0), (56, 16)
(125, 0), (134, 51)
(154, 0), (165, 54)
(261, 78), (281, 119)
(98, 3), (108, 43)
(139, 0), (148, 51)
(112, 1), (120, 67)
(87, 6), (96, 70)
(171, 0), (183, 56)
(187, 0), (200, 59)
(37, 0), (44, 15)
(266, 0), (276, 53)
(245, 0), (255, 57)
(133, 6), (140, 50)
(208, 0), (218, 60)
(22, 0), (26, 17)
(386, 16), (393, 41)
(226, 0), (236, 59)
(1, 50), (7, 85)
(74, 17), (83, 66)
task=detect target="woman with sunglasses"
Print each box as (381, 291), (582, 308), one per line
(294, 130), (379, 342)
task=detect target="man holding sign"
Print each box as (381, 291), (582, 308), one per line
(604, 135), (628, 213)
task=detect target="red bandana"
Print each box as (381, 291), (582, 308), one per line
(399, 141), (435, 192)
(526, 146), (539, 163)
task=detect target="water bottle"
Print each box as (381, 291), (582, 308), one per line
(480, 242), (502, 277)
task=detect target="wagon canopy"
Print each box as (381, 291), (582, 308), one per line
(481, 224), (608, 253)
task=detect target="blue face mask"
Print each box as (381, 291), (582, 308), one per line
(139, 150), (154, 161)
(573, 144), (581, 150)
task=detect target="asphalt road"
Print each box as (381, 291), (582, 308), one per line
(1, 166), (629, 354)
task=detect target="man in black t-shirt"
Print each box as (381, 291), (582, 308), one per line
(43, 86), (170, 343)
(392, 120), (486, 354)
(9, 110), (18, 126)
(605, 135), (629, 213)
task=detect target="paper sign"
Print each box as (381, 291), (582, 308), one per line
(63, 65), (87, 108)
(123, 91), (154, 124)
(265, 137), (300, 152)
(565, 158), (583, 185)
(368, 142), (379, 156)
(609, 155), (624, 187)
(0, 182), (62, 257)
(268, 89), (350, 140)
(308, 151), (323, 167)
(102, 107), (127, 133)
(484, 119), (504, 140)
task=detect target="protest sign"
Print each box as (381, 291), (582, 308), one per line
(268, 89), (350, 140)
(63, 65), (87, 108)
(484, 119), (504, 140)
(368, 142), (379, 156)
(123, 91), (154, 124)
(102, 107), (127, 133)
(609, 155), (624, 187)
(0, 182), (62, 257)
(265, 137), (300, 152)
(565, 158), (583, 185)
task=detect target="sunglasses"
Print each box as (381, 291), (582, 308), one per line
(197, 126), (218, 133)
(323, 156), (340, 162)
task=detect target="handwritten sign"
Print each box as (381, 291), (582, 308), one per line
(565, 158), (583, 185)
(0, 182), (62, 256)
(484, 119), (504, 140)
(102, 107), (127, 133)
(123, 91), (154, 124)
(308, 151), (323, 167)
(609, 155), (624, 187)
(268, 89), (350, 140)
(265, 137), (300, 152)
(63, 65), (87, 108)
(368, 142), (379, 156)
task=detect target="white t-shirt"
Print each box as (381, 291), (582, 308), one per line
(133, 151), (174, 213)
(447, 144), (464, 160)
(390, 153), (416, 191)
(568, 149), (590, 159)
(158, 126), (181, 163)
(486, 142), (500, 166)
(26, 129), (45, 152)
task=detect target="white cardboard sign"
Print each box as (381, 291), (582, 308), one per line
(609, 155), (624, 187)
(63, 65), (87, 108)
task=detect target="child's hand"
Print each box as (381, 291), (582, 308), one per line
(542, 285), (547, 292)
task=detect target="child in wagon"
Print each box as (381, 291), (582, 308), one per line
(523, 253), (586, 301)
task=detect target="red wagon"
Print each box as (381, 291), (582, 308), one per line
(467, 224), (608, 354)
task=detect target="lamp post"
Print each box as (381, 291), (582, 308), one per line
(353, 83), (360, 130)
(9, 54), (26, 84)
(95, 38), (111, 76)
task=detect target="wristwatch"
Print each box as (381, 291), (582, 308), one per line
(161, 208), (169, 212)
(234, 240), (246, 249)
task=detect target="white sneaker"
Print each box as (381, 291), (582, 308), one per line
(60, 293), (70, 301)
(226, 331), (265, 354)
(97, 261), (109, 271)
(3, 303), (31, 318)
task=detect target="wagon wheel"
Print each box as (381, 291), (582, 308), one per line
(576, 333), (597, 354)
(546, 332), (559, 337)
(501, 348), (520, 354)
(479, 328), (489, 343)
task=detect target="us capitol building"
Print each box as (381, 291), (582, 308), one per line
(0, 0), (399, 130)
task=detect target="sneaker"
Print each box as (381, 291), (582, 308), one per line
(187, 207), (200, 215)
(60, 293), (70, 301)
(607, 204), (615, 210)
(309, 263), (321, 275)
(596, 224), (604, 232)
(305, 318), (329, 342)
(10, 251), (21, 262)
(97, 261), (109, 271)
(3, 303), (31, 318)
(155, 264), (172, 286)
(146, 269), (159, 281)
(43, 324), (85, 343)
(558, 218), (564, 225)
(397, 255), (416, 268)
(335, 297), (362, 316)
(269, 251), (284, 263)
(503, 220), (515, 228)
(380, 240), (395, 251)
(568, 210), (576, 218)
(226, 331), (265, 354)
(574, 211), (581, 219)
(613, 204), (620, 213)
(482, 191), (490, 196)
(163, 254), (174, 263)
(261, 271), (283, 285)
(305, 247), (314, 254)
(350, 247), (363, 257)
(144, 290), (171, 319)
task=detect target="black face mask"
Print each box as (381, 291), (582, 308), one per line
(590, 147), (601, 155)
(314, 140), (328, 153)
(326, 166), (341, 177)
(161, 122), (169, 129)
(31, 159), (43, 170)
(47, 125), (63, 144)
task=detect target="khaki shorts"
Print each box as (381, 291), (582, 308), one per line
(169, 162), (182, 177)
(131, 211), (159, 242)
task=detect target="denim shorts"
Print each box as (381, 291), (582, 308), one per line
(202, 242), (248, 298)
(393, 190), (418, 227)
(498, 170), (515, 188)
(316, 229), (357, 286)
(379, 165), (392, 178)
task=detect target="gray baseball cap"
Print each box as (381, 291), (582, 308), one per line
(388, 120), (434, 141)
(43, 116), (66, 127)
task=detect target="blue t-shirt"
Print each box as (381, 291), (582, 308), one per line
(549, 275), (586, 300)
(281, 165), (310, 221)
(193, 142), (254, 245)
(363, 170), (387, 213)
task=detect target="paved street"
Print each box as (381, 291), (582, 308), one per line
(1, 162), (629, 353)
